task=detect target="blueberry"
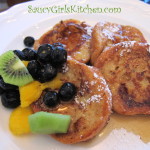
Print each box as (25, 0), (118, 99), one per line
(0, 76), (5, 95)
(22, 48), (37, 61)
(0, 78), (18, 90)
(0, 87), (4, 95)
(50, 46), (67, 67)
(24, 36), (35, 47)
(27, 60), (41, 80)
(13, 50), (25, 60)
(37, 44), (54, 63)
(58, 82), (76, 101)
(1, 90), (20, 108)
(43, 91), (59, 107)
(37, 64), (57, 83)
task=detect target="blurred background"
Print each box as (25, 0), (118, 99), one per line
(0, 0), (149, 12)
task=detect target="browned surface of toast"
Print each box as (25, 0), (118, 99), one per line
(90, 21), (147, 65)
(34, 19), (92, 63)
(31, 57), (112, 144)
(94, 41), (150, 115)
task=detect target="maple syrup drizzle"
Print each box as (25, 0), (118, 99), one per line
(100, 113), (150, 143)
(77, 113), (150, 147)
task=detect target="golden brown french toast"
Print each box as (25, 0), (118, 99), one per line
(94, 41), (150, 115)
(90, 21), (147, 65)
(31, 57), (112, 144)
(34, 19), (92, 64)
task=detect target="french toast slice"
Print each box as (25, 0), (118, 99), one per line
(90, 21), (147, 65)
(94, 41), (150, 115)
(31, 57), (112, 144)
(34, 19), (92, 64)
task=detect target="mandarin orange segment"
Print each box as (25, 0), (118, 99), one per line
(19, 74), (63, 107)
(22, 61), (29, 67)
(9, 106), (33, 135)
(19, 81), (42, 107)
(41, 73), (63, 90)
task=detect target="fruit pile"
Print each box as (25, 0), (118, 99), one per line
(0, 36), (76, 135)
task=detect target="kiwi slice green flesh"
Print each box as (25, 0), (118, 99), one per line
(28, 112), (71, 134)
(0, 50), (33, 86)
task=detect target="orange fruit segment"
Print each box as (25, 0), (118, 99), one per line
(22, 61), (29, 67)
(19, 81), (42, 107)
(9, 106), (33, 135)
(19, 73), (63, 108)
(41, 73), (63, 90)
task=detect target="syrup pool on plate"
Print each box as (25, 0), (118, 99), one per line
(77, 112), (150, 147)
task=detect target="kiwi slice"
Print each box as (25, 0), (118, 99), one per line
(28, 112), (71, 134)
(0, 50), (33, 86)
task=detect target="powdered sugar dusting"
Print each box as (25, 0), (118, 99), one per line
(74, 77), (110, 108)
(74, 94), (102, 109)
(78, 81), (90, 97)
(97, 84), (105, 91)
(94, 72), (99, 78)
(74, 95), (80, 104)
(137, 43), (150, 53)
(118, 41), (150, 56)
(85, 26), (92, 35)
(73, 64), (112, 109)
(101, 23), (120, 41)
(122, 41), (136, 48)
(61, 63), (69, 73)
(86, 95), (102, 104)
(74, 95), (86, 108)
(74, 79), (102, 108)
(120, 48), (132, 56)
(115, 41), (136, 48)
(90, 81), (96, 86)
(102, 29), (115, 40)
(109, 25), (120, 32)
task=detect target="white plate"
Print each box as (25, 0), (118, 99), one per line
(0, 0), (150, 150)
